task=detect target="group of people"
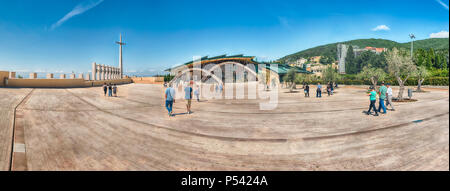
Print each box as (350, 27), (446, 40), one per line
(103, 83), (118, 97)
(165, 81), (201, 117)
(303, 82), (337, 98)
(367, 82), (395, 116)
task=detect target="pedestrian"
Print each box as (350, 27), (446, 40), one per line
(113, 84), (117, 97)
(194, 85), (200, 102)
(305, 84), (310, 97)
(327, 83), (332, 96)
(165, 84), (176, 117)
(367, 86), (379, 116)
(386, 83), (395, 111)
(316, 83), (322, 98)
(108, 83), (113, 97)
(184, 82), (193, 114)
(378, 82), (388, 114)
(102, 83), (108, 96)
(331, 82), (334, 95)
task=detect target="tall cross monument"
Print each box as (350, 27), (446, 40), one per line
(116, 34), (126, 78)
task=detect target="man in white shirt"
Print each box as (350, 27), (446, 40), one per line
(386, 83), (395, 111)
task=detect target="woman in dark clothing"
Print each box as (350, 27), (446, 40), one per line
(113, 84), (117, 97)
(103, 83), (108, 96)
(304, 84), (310, 97)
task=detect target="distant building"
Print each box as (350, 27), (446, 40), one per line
(309, 62), (338, 78)
(354, 46), (387, 56)
(365, 47), (387, 54)
(288, 58), (308, 67)
(310, 56), (322, 64)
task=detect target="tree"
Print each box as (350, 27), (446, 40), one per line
(320, 55), (335, 65)
(283, 68), (297, 92)
(345, 45), (356, 74)
(322, 66), (341, 84)
(414, 66), (430, 92)
(386, 48), (417, 100)
(356, 66), (387, 90)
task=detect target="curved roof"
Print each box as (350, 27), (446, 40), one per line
(166, 54), (312, 75)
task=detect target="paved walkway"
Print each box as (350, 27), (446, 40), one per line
(0, 84), (448, 170)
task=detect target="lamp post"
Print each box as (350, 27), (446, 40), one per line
(409, 34), (416, 59)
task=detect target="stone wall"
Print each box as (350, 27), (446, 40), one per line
(5, 78), (132, 88)
(131, 77), (164, 84)
(0, 71), (9, 87)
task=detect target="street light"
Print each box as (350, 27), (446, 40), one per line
(409, 34), (416, 59)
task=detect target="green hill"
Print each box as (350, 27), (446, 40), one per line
(280, 38), (449, 63)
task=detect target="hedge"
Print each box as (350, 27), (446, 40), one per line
(336, 77), (449, 86)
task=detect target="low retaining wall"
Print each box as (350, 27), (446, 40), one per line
(131, 77), (164, 84)
(4, 78), (132, 88)
(0, 71), (9, 87)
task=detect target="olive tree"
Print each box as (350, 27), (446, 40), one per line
(283, 68), (297, 92)
(322, 66), (341, 84)
(356, 65), (387, 90)
(414, 66), (430, 92)
(386, 48), (417, 100)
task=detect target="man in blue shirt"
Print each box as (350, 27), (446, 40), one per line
(184, 82), (193, 114)
(165, 84), (176, 117)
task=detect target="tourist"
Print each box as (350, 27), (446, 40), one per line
(113, 84), (117, 97)
(102, 83), (108, 96)
(165, 84), (176, 117)
(219, 83), (223, 94)
(194, 85), (200, 102)
(108, 83), (113, 97)
(386, 83), (395, 111)
(316, 83), (322, 98)
(327, 83), (332, 96)
(367, 86), (379, 116)
(305, 84), (310, 97)
(331, 82), (334, 95)
(378, 82), (388, 114)
(184, 82), (193, 114)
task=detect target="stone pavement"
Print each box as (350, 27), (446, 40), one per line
(0, 84), (448, 171)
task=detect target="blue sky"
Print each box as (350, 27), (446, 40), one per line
(0, 0), (448, 76)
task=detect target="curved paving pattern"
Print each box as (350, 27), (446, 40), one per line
(0, 84), (448, 170)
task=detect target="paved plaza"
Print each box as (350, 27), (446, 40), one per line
(0, 84), (448, 171)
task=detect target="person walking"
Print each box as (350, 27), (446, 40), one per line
(304, 84), (310, 97)
(316, 83), (322, 98)
(327, 83), (332, 96)
(367, 86), (379, 116)
(108, 83), (113, 97)
(184, 82), (193, 114)
(378, 82), (388, 114)
(113, 84), (118, 97)
(194, 85), (200, 102)
(102, 83), (108, 96)
(165, 84), (176, 117)
(386, 83), (395, 111)
(331, 82), (334, 95)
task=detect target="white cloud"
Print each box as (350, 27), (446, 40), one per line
(50, 0), (105, 30)
(372, 25), (391, 31)
(430, 31), (449, 38)
(436, 0), (449, 10)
